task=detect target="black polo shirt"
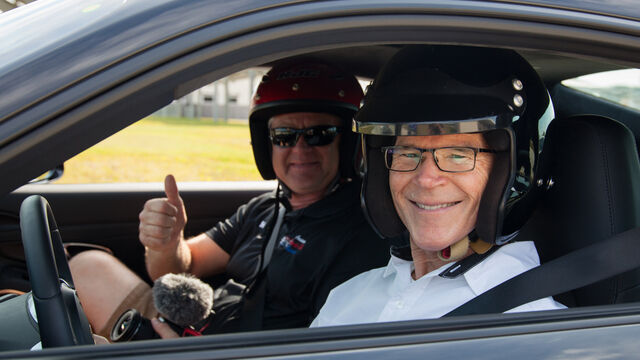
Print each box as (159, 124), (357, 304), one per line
(205, 180), (390, 329)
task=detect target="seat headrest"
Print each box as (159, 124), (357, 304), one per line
(534, 114), (640, 305)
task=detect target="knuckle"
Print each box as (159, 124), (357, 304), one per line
(139, 233), (150, 246)
(143, 198), (157, 209)
(163, 202), (178, 215)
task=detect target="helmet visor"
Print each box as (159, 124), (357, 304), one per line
(353, 115), (509, 137)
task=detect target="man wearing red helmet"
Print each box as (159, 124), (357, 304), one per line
(69, 61), (389, 339)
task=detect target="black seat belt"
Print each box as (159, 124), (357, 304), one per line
(444, 227), (640, 317)
(216, 203), (286, 333)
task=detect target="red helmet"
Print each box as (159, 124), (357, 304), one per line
(249, 61), (364, 180)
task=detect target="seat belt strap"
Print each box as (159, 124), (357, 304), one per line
(445, 227), (640, 317)
(261, 203), (286, 271)
(246, 202), (286, 285)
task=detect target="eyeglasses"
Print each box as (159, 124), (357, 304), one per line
(269, 125), (341, 148)
(382, 145), (499, 172)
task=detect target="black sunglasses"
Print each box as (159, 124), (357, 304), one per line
(269, 125), (342, 148)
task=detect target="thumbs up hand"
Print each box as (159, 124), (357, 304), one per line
(139, 175), (188, 252)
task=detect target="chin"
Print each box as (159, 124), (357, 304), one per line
(287, 184), (324, 196)
(410, 227), (470, 251)
(410, 233), (451, 252)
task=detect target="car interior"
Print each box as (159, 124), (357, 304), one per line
(448, 113), (640, 315)
(530, 114), (640, 307)
(0, 43), (639, 352)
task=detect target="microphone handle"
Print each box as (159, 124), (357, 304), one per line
(158, 315), (191, 336)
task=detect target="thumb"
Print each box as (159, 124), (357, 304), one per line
(164, 174), (187, 233)
(164, 174), (181, 207)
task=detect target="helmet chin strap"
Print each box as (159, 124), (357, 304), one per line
(279, 180), (293, 199)
(437, 230), (493, 261)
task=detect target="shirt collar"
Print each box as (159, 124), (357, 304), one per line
(383, 255), (408, 278)
(462, 241), (539, 296)
(383, 241), (540, 296)
(383, 254), (451, 277)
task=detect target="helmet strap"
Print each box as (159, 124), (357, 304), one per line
(469, 237), (493, 254)
(279, 180), (292, 199)
(437, 236), (470, 262)
(437, 230), (494, 261)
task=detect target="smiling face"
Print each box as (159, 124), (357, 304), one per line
(389, 133), (493, 253)
(270, 112), (342, 203)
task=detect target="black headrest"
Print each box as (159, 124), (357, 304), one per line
(532, 114), (640, 306)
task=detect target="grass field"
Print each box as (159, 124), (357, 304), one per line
(58, 116), (263, 183)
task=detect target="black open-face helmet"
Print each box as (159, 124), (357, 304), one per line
(354, 45), (554, 245)
(249, 61), (364, 180)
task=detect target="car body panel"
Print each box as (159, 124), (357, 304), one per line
(0, 0), (639, 358)
(5, 306), (640, 359)
(2, 0), (639, 128)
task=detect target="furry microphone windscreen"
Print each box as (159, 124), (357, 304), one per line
(152, 273), (214, 327)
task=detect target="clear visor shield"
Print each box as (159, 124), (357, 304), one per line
(352, 115), (509, 137)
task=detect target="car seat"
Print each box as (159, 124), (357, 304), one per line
(528, 114), (640, 307)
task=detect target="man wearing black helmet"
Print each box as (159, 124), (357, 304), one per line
(311, 45), (564, 327)
(70, 61), (389, 338)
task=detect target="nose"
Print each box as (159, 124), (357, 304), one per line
(291, 134), (312, 151)
(413, 152), (446, 187)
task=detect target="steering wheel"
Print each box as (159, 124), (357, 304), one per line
(19, 195), (94, 348)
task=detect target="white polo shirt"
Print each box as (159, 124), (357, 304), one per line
(311, 241), (565, 327)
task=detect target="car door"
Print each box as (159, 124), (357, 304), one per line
(2, 0), (640, 359)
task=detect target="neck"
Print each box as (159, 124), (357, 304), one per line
(289, 190), (325, 210)
(410, 238), (473, 279)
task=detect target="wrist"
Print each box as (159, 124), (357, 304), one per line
(145, 239), (191, 280)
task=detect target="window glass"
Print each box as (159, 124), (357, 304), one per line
(48, 68), (369, 184)
(56, 68), (269, 184)
(561, 68), (640, 110)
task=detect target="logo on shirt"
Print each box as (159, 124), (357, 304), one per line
(279, 235), (306, 254)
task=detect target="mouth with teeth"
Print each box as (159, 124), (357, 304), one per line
(413, 201), (461, 210)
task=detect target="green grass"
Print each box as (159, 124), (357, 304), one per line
(59, 116), (263, 183)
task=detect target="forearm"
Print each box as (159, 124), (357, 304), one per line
(145, 238), (192, 281)
(185, 233), (230, 278)
(145, 232), (229, 280)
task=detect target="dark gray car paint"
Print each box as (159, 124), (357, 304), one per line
(0, 0), (639, 358)
(5, 305), (640, 359)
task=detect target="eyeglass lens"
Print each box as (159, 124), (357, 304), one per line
(270, 126), (340, 147)
(384, 146), (477, 172)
